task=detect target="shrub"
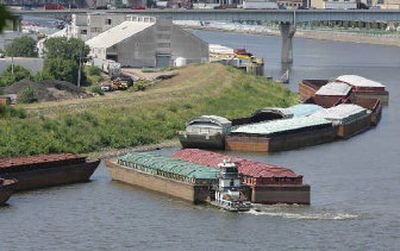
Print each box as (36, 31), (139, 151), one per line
(5, 36), (38, 57)
(0, 65), (33, 87)
(0, 106), (27, 119)
(18, 86), (38, 104)
(89, 85), (104, 95)
(86, 65), (102, 76)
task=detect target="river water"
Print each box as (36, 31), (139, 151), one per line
(1, 31), (399, 250)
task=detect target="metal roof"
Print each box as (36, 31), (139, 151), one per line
(311, 104), (369, 124)
(86, 20), (155, 49)
(315, 82), (352, 96)
(286, 104), (324, 117)
(117, 152), (218, 180)
(170, 149), (302, 179)
(231, 116), (331, 136)
(336, 75), (385, 88)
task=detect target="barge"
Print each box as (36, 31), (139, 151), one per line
(231, 104), (324, 127)
(106, 152), (253, 210)
(105, 152), (219, 204)
(298, 79), (329, 101)
(225, 117), (336, 152)
(171, 149), (310, 204)
(177, 115), (232, 149)
(311, 104), (371, 139)
(0, 154), (100, 191)
(336, 75), (389, 105)
(0, 178), (17, 205)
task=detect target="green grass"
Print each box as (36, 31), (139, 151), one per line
(0, 64), (298, 157)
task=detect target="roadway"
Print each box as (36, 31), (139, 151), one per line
(12, 9), (400, 22)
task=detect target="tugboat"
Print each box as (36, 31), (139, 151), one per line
(210, 160), (251, 212)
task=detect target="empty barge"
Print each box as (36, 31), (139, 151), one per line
(0, 178), (17, 205)
(225, 117), (336, 152)
(0, 154), (100, 191)
(171, 149), (310, 204)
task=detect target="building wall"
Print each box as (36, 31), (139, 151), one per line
(114, 25), (158, 67)
(69, 14), (127, 41)
(379, 0), (400, 9)
(310, 0), (324, 8)
(171, 26), (209, 64)
(100, 21), (208, 68)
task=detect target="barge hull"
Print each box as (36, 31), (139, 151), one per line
(252, 185), (310, 205)
(353, 92), (389, 106)
(338, 113), (371, 139)
(225, 127), (337, 152)
(178, 134), (225, 150)
(105, 160), (210, 204)
(1, 160), (99, 191)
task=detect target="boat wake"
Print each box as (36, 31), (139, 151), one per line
(244, 208), (359, 220)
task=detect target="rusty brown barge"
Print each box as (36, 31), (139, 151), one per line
(0, 178), (17, 205)
(171, 149), (310, 204)
(0, 154), (100, 191)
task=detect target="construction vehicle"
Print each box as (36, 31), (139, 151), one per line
(110, 77), (134, 91)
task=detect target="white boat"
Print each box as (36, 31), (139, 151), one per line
(210, 160), (251, 212)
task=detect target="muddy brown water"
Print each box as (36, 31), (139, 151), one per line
(0, 30), (399, 250)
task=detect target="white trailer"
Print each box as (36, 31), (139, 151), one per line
(242, 0), (278, 9)
(323, 1), (357, 9)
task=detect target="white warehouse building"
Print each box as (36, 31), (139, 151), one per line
(85, 16), (209, 68)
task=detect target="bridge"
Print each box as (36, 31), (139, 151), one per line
(13, 9), (400, 63)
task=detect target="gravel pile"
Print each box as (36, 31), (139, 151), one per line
(1, 80), (90, 102)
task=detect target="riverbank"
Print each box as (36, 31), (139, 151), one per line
(180, 24), (400, 48)
(0, 63), (297, 157)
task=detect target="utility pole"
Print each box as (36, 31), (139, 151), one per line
(77, 49), (82, 88)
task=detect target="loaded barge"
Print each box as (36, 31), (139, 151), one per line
(225, 117), (337, 152)
(0, 178), (17, 205)
(105, 152), (251, 211)
(0, 154), (100, 191)
(299, 75), (389, 105)
(311, 104), (371, 139)
(171, 149), (310, 204)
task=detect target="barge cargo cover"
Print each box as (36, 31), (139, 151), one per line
(171, 149), (310, 204)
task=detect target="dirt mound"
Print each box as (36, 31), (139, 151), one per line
(1, 80), (90, 102)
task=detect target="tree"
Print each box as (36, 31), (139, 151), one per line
(44, 37), (90, 61)
(41, 58), (80, 84)
(0, 5), (14, 33)
(5, 36), (38, 57)
(0, 65), (33, 87)
(40, 37), (90, 86)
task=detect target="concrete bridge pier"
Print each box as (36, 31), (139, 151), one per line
(279, 22), (296, 64)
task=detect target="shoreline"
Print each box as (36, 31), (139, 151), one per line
(182, 25), (400, 48)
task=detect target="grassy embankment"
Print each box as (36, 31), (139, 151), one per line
(0, 64), (298, 157)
